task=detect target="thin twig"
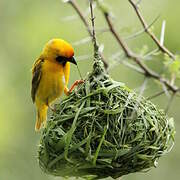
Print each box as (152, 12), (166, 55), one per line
(98, 8), (178, 93)
(89, 0), (98, 49)
(165, 93), (176, 113)
(161, 82), (171, 98)
(121, 60), (145, 75)
(65, 0), (180, 110)
(67, 0), (108, 69)
(139, 77), (148, 95)
(128, 0), (175, 60)
(146, 90), (165, 100)
(72, 28), (109, 46)
(124, 14), (160, 41)
(143, 48), (159, 59)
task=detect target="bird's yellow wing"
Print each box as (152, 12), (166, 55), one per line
(31, 57), (44, 103)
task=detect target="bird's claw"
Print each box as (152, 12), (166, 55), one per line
(68, 79), (84, 94)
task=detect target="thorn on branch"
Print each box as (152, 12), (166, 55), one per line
(165, 93), (176, 113)
(128, 0), (175, 60)
(146, 90), (165, 100)
(124, 14), (160, 41)
(96, 0), (178, 93)
(64, 0), (179, 105)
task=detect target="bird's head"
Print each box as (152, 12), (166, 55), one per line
(42, 38), (77, 65)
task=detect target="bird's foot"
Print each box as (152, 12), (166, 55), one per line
(68, 80), (84, 94)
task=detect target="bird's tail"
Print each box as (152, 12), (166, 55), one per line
(35, 105), (48, 131)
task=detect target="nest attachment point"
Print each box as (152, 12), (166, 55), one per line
(38, 53), (175, 179)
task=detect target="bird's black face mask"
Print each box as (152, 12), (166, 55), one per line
(56, 56), (77, 66)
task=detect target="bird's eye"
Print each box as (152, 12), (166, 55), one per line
(56, 56), (63, 62)
(56, 56), (66, 65)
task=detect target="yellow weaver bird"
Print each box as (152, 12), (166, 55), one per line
(31, 38), (83, 131)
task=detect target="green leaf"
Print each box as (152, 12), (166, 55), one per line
(169, 59), (180, 76)
(164, 55), (180, 77)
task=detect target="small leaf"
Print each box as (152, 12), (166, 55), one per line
(163, 55), (180, 77)
(169, 59), (180, 76)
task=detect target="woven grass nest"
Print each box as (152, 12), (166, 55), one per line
(38, 52), (175, 179)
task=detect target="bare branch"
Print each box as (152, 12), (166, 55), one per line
(67, 0), (109, 69)
(65, 0), (180, 111)
(97, 5), (178, 93)
(89, 0), (98, 50)
(128, 0), (175, 60)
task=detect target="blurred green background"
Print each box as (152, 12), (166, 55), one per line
(0, 0), (180, 179)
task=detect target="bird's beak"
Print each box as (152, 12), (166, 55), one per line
(67, 57), (77, 65)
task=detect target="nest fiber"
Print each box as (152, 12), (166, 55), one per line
(38, 53), (175, 179)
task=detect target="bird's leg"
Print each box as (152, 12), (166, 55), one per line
(46, 101), (57, 113)
(64, 86), (70, 96)
(48, 106), (56, 113)
(64, 80), (84, 96)
(69, 80), (84, 92)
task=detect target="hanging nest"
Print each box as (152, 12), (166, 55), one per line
(38, 52), (175, 179)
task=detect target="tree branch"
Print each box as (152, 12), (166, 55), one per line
(67, 0), (109, 69)
(146, 90), (165, 100)
(128, 0), (175, 60)
(64, 0), (180, 107)
(96, 4), (178, 93)
(89, 0), (98, 50)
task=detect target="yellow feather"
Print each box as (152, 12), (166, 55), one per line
(31, 39), (74, 131)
